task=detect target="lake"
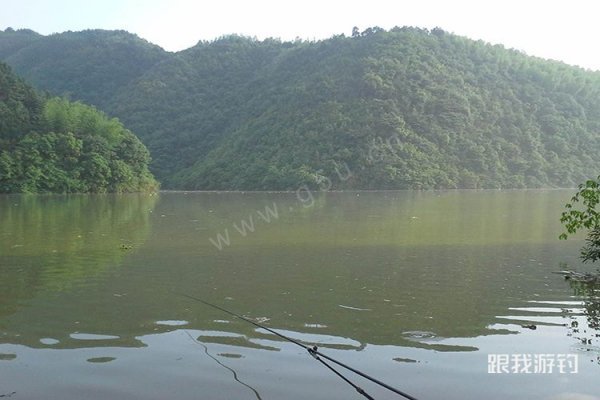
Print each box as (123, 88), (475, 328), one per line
(0, 190), (599, 400)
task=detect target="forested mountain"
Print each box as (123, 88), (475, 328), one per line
(2, 27), (600, 190)
(0, 62), (157, 193)
(0, 28), (168, 109)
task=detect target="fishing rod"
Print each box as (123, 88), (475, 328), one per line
(180, 293), (420, 400)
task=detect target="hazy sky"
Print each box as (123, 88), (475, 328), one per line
(1, 0), (599, 70)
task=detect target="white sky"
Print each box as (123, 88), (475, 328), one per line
(1, 0), (599, 71)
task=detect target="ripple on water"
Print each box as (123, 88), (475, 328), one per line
(259, 328), (362, 348)
(0, 353), (16, 361)
(402, 331), (437, 340)
(70, 333), (120, 340)
(217, 353), (243, 359)
(86, 357), (116, 363)
(155, 320), (189, 326)
(39, 338), (60, 345)
(393, 357), (419, 363)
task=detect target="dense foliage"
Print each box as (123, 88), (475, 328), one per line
(561, 176), (600, 263)
(0, 62), (157, 193)
(0, 28), (168, 109)
(2, 27), (600, 190)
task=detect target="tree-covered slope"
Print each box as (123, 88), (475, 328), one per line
(3, 27), (600, 190)
(0, 28), (168, 109)
(0, 62), (157, 193)
(0, 28), (41, 59)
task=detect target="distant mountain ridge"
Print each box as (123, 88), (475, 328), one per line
(0, 28), (168, 109)
(2, 27), (600, 190)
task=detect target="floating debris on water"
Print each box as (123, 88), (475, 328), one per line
(553, 270), (600, 284)
(304, 323), (328, 329)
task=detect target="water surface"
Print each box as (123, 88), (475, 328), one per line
(0, 191), (599, 399)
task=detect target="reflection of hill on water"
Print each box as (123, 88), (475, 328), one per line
(0, 194), (158, 318)
(565, 279), (600, 364)
(0, 191), (585, 354)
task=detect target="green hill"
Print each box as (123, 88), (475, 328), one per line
(2, 27), (600, 190)
(0, 28), (168, 109)
(0, 62), (157, 193)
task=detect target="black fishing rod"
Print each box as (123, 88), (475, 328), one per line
(180, 293), (420, 400)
